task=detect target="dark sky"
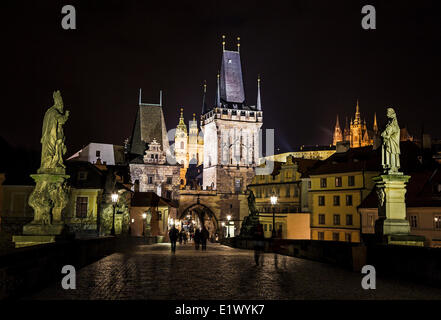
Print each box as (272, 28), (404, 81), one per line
(2, 0), (441, 155)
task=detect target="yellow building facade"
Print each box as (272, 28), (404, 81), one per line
(309, 147), (379, 243)
(248, 156), (312, 239)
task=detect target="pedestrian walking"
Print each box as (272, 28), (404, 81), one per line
(179, 230), (183, 245)
(200, 227), (209, 251)
(253, 223), (265, 266)
(169, 225), (179, 253)
(194, 228), (201, 250)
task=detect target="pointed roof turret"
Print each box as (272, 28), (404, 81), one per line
(201, 80), (208, 115)
(256, 75), (262, 111)
(354, 99), (361, 125)
(219, 35), (245, 105)
(214, 72), (221, 108)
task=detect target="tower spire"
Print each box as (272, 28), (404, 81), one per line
(222, 35), (226, 51)
(215, 72), (221, 108)
(237, 36), (240, 53)
(138, 88), (142, 105)
(201, 80), (207, 115)
(354, 99), (360, 124)
(256, 75), (262, 111)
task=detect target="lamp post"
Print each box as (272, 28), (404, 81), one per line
(227, 215), (231, 238)
(142, 213), (147, 237)
(110, 193), (119, 236)
(221, 222), (225, 238)
(270, 195), (278, 238)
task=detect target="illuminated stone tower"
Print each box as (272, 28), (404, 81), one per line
(201, 36), (263, 192)
(175, 108), (188, 167)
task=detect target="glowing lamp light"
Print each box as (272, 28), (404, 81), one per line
(221, 222), (225, 227)
(227, 215), (231, 221)
(435, 217), (439, 222)
(270, 195), (278, 205)
(111, 193), (119, 203)
(142, 213), (147, 219)
(131, 219), (135, 223)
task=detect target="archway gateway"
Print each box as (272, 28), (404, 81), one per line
(178, 203), (220, 241)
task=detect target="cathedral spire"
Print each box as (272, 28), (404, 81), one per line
(333, 114), (343, 146)
(373, 112), (378, 133)
(354, 99), (361, 125)
(201, 80), (207, 115)
(222, 35), (226, 51)
(236, 36), (240, 53)
(256, 75), (262, 111)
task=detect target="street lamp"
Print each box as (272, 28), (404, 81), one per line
(142, 213), (147, 237)
(227, 215), (231, 238)
(110, 192), (119, 236)
(270, 195), (278, 238)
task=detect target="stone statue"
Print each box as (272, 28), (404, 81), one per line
(381, 108), (400, 174)
(39, 90), (70, 174)
(239, 190), (260, 238)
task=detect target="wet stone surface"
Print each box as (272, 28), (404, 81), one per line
(31, 243), (441, 300)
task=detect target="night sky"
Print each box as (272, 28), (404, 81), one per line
(2, 0), (441, 156)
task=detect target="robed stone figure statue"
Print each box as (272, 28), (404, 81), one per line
(381, 108), (400, 174)
(39, 90), (70, 173)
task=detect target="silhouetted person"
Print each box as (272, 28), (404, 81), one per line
(200, 227), (209, 251)
(194, 228), (201, 250)
(169, 225), (179, 253)
(253, 223), (265, 266)
(178, 230), (183, 245)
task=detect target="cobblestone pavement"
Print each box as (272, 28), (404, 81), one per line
(31, 243), (441, 300)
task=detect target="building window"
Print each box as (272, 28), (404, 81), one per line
(333, 196), (340, 206)
(269, 224), (272, 231)
(333, 232), (340, 241)
(345, 233), (352, 242)
(318, 196), (325, 206)
(180, 141), (184, 149)
(333, 214), (341, 225)
(409, 215), (418, 228)
(166, 176), (173, 184)
(346, 195), (353, 206)
(369, 215), (375, 227)
(318, 232), (325, 240)
(96, 150), (101, 157)
(75, 197), (88, 218)
(346, 214), (353, 226)
(294, 185), (299, 197)
(348, 176), (355, 186)
(166, 190), (172, 199)
(180, 179), (184, 185)
(335, 177), (342, 187)
(148, 176), (153, 184)
(318, 214), (325, 225)
(435, 216), (441, 229)
(286, 187), (290, 197)
(264, 224), (267, 231)
(234, 179), (241, 192)
(320, 178), (327, 188)
(308, 181), (311, 189)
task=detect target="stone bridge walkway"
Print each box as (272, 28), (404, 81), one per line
(31, 243), (441, 300)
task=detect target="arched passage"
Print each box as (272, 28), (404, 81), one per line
(179, 203), (219, 241)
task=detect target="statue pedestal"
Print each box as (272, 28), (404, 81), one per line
(373, 174), (425, 246)
(13, 173), (71, 248)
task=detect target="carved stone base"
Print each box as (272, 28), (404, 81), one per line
(384, 234), (425, 247)
(23, 222), (65, 236)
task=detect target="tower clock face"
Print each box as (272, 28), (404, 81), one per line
(181, 134), (185, 138)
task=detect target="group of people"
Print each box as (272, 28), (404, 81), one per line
(168, 225), (210, 253)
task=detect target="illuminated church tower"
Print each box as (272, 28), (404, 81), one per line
(174, 108), (188, 167)
(201, 36), (263, 192)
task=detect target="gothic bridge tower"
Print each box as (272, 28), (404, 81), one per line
(201, 36), (263, 193)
